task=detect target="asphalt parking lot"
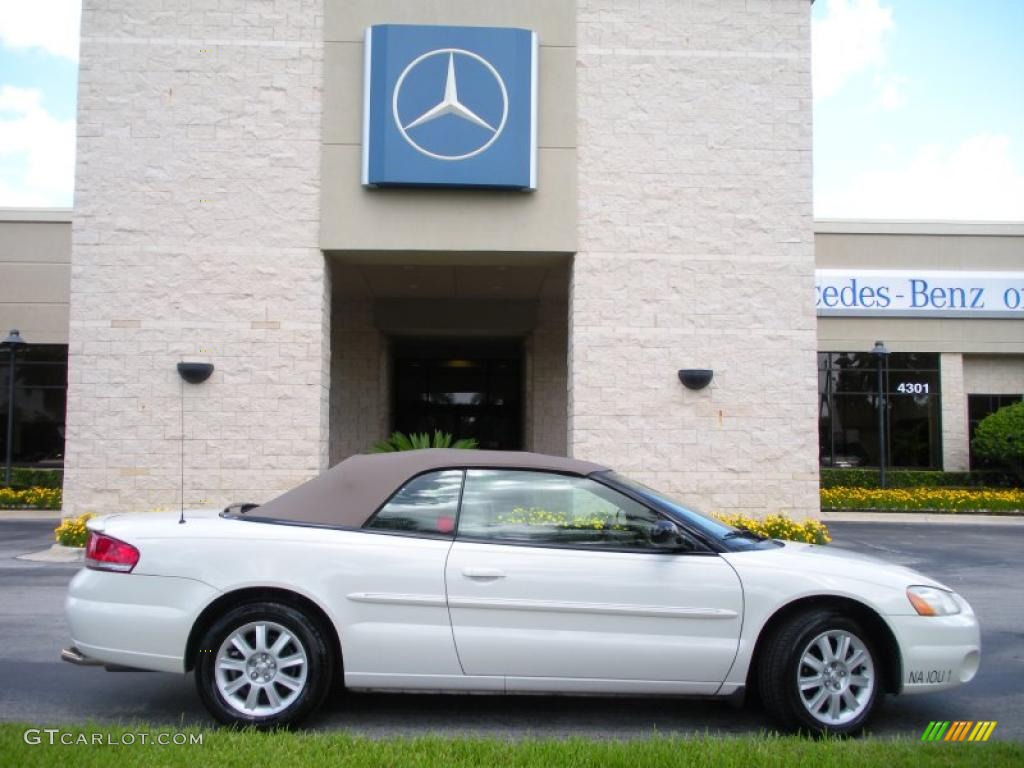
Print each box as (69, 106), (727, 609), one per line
(0, 518), (1021, 740)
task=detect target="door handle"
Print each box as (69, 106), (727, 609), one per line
(462, 567), (506, 579)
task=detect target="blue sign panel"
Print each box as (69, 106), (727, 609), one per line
(362, 24), (538, 190)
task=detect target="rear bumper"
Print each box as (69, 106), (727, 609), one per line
(889, 610), (981, 694)
(65, 568), (218, 674)
(60, 644), (152, 671)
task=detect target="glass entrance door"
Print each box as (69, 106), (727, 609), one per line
(392, 339), (523, 450)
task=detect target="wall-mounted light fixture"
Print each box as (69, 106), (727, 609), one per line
(678, 368), (713, 390)
(176, 361), (215, 384)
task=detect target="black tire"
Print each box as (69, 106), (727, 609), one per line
(195, 601), (334, 728)
(758, 609), (879, 736)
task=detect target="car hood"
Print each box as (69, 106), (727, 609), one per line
(723, 540), (952, 593)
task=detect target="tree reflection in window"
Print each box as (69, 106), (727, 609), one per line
(365, 470), (464, 536)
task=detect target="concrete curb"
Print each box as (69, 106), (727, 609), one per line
(821, 511), (1024, 526)
(0, 510), (61, 521)
(16, 543), (84, 563)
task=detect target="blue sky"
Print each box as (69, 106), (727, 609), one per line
(1, 0), (1022, 219)
(813, 0), (1024, 219)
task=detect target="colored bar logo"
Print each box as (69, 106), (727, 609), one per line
(921, 721), (997, 742)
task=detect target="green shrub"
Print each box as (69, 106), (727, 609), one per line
(7, 467), (63, 489)
(820, 468), (1016, 489)
(370, 430), (478, 453)
(972, 401), (1024, 482)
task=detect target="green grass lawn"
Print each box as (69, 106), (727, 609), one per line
(1, 724), (1021, 767)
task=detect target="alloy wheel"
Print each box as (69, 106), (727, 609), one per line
(214, 620), (309, 716)
(796, 629), (875, 726)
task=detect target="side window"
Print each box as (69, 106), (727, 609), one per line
(458, 470), (665, 550)
(365, 470), (464, 537)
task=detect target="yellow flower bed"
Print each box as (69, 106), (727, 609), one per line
(501, 507), (833, 544)
(714, 513), (831, 545)
(0, 486), (62, 510)
(54, 512), (93, 548)
(498, 506), (627, 530)
(821, 486), (1024, 513)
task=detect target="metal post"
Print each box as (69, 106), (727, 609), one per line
(871, 340), (888, 489)
(876, 357), (886, 488)
(4, 345), (15, 486)
(2, 330), (26, 487)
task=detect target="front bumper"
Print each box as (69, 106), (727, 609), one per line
(889, 609), (981, 694)
(65, 568), (218, 674)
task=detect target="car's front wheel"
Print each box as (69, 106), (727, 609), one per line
(195, 601), (333, 727)
(758, 609), (879, 735)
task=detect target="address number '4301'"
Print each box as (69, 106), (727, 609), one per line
(895, 382), (930, 394)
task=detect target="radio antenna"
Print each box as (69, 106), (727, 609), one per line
(179, 375), (185, 524)
(175, 361), (215, 525)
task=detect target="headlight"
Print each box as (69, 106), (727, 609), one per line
(907, 585), (961, 616)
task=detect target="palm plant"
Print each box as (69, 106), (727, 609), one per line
(370, 430), (478, 453)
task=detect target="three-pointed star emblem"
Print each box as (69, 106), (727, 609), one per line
(402, 53), (497, 133)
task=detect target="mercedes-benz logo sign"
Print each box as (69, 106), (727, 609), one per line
(392, 48), (509, 161)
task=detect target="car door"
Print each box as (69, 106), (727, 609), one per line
(332, 469), (468, 689)
(445, 469), (744, 693)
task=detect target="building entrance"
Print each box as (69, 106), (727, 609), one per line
(391, 338), (523, 450)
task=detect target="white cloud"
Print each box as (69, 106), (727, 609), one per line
(813, 0), (893, 100)
(817, 134), (1024, 220)
(0, 0), (82, 61)
(874, 73), (908, 111)
(0, 86), (75, 207)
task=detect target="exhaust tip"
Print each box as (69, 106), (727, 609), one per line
(60, 646), (102, 666)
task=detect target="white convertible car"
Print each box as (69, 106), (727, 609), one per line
(63, 450), (980, 733)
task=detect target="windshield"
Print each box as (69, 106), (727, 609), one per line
(599, 470), (775, 550)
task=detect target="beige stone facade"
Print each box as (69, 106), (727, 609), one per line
(29, 0), (820, 517)
(62, 1), (327, 515)
(15, 2), (1016, 520)
(570, 0), (819, 515)
(940, 353), (969, 472)
(8, 4), (1018, 519)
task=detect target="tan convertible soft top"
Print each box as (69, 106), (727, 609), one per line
(247, 449), (609, 528)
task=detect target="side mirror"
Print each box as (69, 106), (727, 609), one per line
(651, 519), (693, 550)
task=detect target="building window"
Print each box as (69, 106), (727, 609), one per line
(0, 344), (68, 468)
(818, 352), (942, 470)
(968, 394), (1023, 469)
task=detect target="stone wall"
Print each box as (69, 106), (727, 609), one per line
(525, 297), (569, 456)
(570, 0), (819, 516)
(63, 1), (326, 515)
(940, 353), (969, 471)
(329, 297), (388, 465)
(964, 354), (1024, 395)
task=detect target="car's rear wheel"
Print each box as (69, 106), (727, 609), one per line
(195, 601), (333, 728)
(758, 609), (879, 735)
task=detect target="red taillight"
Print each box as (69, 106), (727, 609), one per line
(85, 532), (140, 573)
